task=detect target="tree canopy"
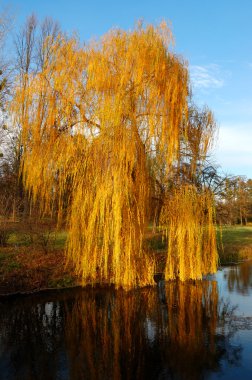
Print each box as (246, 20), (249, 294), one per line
(11, 22), (218, 288)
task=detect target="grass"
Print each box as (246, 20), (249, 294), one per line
(144, 233), (167, 251)
(48, 275), (75, 288)
(6, 229), (68, 251)
(8, 232), (31, 247)
(53, 231), (68, 250)
(0, 223), (252, 294)
(145, 225), (252, 268)
(0, 227), (73, 295)
(217, 225), (252, 265)
(0, 249), (22, 274)
(5, 260), (22, 272)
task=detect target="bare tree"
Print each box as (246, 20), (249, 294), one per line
(14, 13), (37, 79)
(36, 17), (61, 70)
(1, 14), (61, 221)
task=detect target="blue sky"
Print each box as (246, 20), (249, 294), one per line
(2, 0), (252, 177)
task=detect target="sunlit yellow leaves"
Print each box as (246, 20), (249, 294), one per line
(161, 186), (218, 281)
(11, 22), (217, 288)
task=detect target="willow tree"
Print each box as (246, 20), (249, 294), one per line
(11, 22), (217, 288)
(158, 103), (218, 281)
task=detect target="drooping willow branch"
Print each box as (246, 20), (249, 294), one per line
(11, 22), (217, 288)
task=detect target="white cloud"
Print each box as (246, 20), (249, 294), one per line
(214, 123), (252, 176)
(190, 64), (224, 89)
(217, 123), (252, 152)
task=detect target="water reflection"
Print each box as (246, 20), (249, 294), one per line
(224, 260), (252, 295)
(0, 296), (67, 380)
(0, 277), (245, 380)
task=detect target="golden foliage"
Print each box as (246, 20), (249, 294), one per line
(11, 22), (217, 288)
(161, 186), (218, 281)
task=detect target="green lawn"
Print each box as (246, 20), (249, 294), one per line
(217, 225), (252, 264)
(1, 223), (252, 291)
(6, 229), (68, 251)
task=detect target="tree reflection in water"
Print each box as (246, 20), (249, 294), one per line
(0, 296), (67, 380)
(0, 281), (242, 380)
(224, 260), (252, 295)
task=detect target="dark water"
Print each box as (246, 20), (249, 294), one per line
(0, 262), (252, 380)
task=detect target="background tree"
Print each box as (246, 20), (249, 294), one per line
(215, 176), (252, 225)
(2, 14), (62, 221)
(150, 103), (217, 230)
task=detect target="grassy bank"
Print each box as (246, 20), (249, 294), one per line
(217, 225), (252, 265)
(145, 225), (252, 268)
(0, 226), (72, 295)
(1, 223), (252, 295)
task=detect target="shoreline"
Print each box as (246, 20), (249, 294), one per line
(1, 225), (252, 298)
(1, 259), (248, 300)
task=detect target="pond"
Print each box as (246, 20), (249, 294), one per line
(0, 261), (252, 380)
